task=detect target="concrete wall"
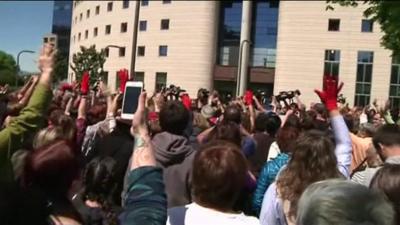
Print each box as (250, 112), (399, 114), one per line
(274, 1), (393, 106)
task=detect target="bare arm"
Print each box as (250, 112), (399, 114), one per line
(77, 96), (87, 119)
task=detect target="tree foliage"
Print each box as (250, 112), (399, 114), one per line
(0, 51), (18, 86)
(70, 45), (106, 84)
(53, 51), (69, 84)
(326, 0), (400, 55)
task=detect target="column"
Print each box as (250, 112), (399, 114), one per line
(237, 0), (252, 96)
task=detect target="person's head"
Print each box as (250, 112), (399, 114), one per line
(208, 121), (241, 147)
(370, 164), (400, 225)
(192, 140), (248, 212)
(277, 130), (341, 218)
(297, 179), (394, 225)
(33, 127), (64, 149)
(254, 112), (282, 137)
(22, 140), (80, 197)
(223, 105), (241, 124)
(193, 111), (210, 131)
(358, 122), (376, 138)
(373, 124), (400, 160)
(366, 145), (384, 168)
(313, 103), (327, 120)
(276, 126), (300, 153)
(159, 100), (189, 135)
(87, 104), (107, 125)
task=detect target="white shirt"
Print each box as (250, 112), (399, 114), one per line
(267, 141), (281, 161)
(167, 203), (259, 225)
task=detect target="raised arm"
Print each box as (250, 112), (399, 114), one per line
(315, 76), (352, 178)
(0, 44), (55, 165)
(17, 75), (39, 108)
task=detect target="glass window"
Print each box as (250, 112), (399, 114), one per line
(155, 72), (167, 92)
(163, 0), (171, 3)
(80, 13), (82, 21)
(78, 33), (81, 41)
(139, 20), (147, 31)
(107, 2), (113, 11)
(86, 9), (90, 18)
(123, 0), (129, 8)
(354, 51), (374, 106)
(361, 19), (373, 32)
(74, 16), (77, 24)
(389, 55), (400, 108)
(119, 47), (126, 57)
(85, 30), (88, 39)
(134, 72), (145, 82)
(104, 48), (109, 57)
(323, 50), (340, 77)
(96, 5), (100, 15)
(161, 19), (170, 30)
(121, 22), (128, 33)
(94, 27), (98, 37)
(328, 19), (340, 31)
(105, 25), (111, 34)
(102, 71), (109, 84)
(138, 46), (145, 56)
(141, 0), (149, 6)
(159, 45), (168, 56)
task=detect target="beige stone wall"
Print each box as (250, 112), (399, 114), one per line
(68, 0), (218, 96)
(274, 1), (393, 106)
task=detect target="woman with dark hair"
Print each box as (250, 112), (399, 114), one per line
(259, 76), (352, 225)
(167, 140), (259, 225)
(207, 121), (242, 147)
(370, 163), (400, 225)
(74, 157), (121, 225)
(22, 140), (82, 225)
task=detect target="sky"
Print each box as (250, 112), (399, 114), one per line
(0, 1), (54, 73)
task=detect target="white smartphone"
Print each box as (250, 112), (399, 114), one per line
(121, 81), (143, 120)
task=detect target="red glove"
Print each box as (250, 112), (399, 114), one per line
(80, 71), (90, 95)
(181, 94), (191, 111)
(314, 75), (343, 111)
(118, 69), (129, 93)
(60, 83), (73, 92)
(244, 90), (253, 106)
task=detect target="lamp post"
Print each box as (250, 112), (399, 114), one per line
(16, 50), (35, 87)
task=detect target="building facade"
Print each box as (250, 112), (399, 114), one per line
(52, 1), (73, 55)
(68, 0), (398, 107)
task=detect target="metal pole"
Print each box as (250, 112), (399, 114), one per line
(236, 40), (251, 95)
(15, 50), (35, 87)
(130, 0), (141, 79)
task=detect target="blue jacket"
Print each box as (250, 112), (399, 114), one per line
(252, 153), (290, 216)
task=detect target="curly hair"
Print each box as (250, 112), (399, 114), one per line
(277, 130), (342, 219)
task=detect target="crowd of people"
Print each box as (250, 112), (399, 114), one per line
(1, 43), (400, 225)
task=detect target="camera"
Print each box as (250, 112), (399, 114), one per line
(197, 88), (210, 105)
(275, 89), (301, 102)
(255, 89), (268, 105)
(162, 84), (186, 99)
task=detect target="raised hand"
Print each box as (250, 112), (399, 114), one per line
(118, 69), (129, 93)
(38, 43), (56, 74)
(80, 71), (90, 95)
(314, 75), (343, 111)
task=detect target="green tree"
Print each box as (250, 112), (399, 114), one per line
(0, 51), (18, 86)
(327, 0), (400, 54)
(70, 45), (106, 84)
(53, 51), (68, 83)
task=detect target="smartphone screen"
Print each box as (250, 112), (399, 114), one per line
(122, 86), (142, 115)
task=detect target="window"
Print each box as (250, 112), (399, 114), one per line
(155, 72), (167, 92)
(361, 19), (373, 32)
(105, 25), (111, 35)
(121, 22), (128, 33)
(139, 20), (147, 31)
(389, 55), (400, 108)
(86, 9), (90, 18)
(328, 19), (340, 31)
(354, 51), (374, 106)
(324, 50), (340, 77)
(104, 48), (109, 57)
(137, 46), (145, 56)
(134, 72), (145, 82)
(141, 0), (149, 6)
(78, 32), (81, 41)
(161, 19), (170, 30)
(123, 0), (129, 8)
(119, 47), (126, 57)
(74, 16), (77, 24)
(80, 13), (83, 21)
(159, 45), (168, 56)
(163, 0), (171, 3)
(85, 30), (88, 39)
(102, 71), (109, 85)
(95, 5), (100, 15)
(107, 2), (113, 11)
(93, 27), (98, 37)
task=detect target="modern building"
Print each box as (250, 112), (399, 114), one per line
(68, 0), (399, 107)
(52, 1), (73, 55)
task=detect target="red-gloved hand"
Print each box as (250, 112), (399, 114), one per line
(60, 83), (73, 92)
(118, 69), (129, 93)
(181, 94), (191, 111)
(244, 90), (253, 106)
(80, 71), (90, 95)
(314, 75), (344, 111)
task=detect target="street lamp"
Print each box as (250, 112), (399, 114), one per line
(16, 50), (35, 87)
